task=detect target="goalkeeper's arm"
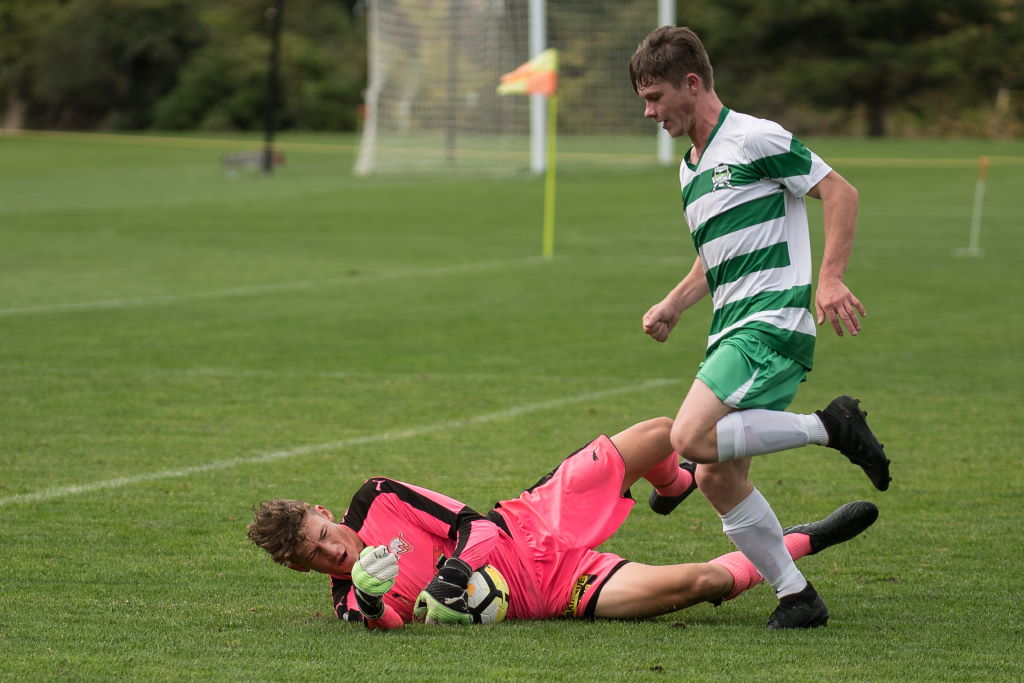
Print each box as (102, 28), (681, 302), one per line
(351, 545), (405, 631)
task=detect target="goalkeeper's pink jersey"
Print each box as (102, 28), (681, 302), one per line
(330, 435), (634, 624)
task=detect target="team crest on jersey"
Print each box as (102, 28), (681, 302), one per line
(711, 163), (733, 190)
(389, 533), (413, 556)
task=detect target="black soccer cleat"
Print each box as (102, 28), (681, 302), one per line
(783, 500), (879, 555)
(648, 461), (698, 516)
(767, 582), (829, 629)
(817, 395), (892, 491)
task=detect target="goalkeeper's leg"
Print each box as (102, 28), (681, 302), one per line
(591, 561), (733, 619)
(609, 417), (696, 504)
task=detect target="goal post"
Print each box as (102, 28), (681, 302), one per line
(657, 0), (675, 165)
(355, 0), (676, 176)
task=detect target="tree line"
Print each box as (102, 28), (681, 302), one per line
(0, 0), (365, 131)
(689, 0), (1024, 137)
(1, 0), (1020, 137)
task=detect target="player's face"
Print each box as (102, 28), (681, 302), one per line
(290, 506), (364, 577)
(637, 78), (696, 139)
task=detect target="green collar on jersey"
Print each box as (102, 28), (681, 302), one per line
(684, 106), (730, 171)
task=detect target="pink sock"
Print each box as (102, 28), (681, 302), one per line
(709, 551), (764, 600)
(784, 532), (812, 560)
(710, 533), (813, 601)
(646, 453), (692, 497)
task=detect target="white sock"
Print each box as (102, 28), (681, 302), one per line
(716, 410), (829, 462)
(720, 489), (807, 597)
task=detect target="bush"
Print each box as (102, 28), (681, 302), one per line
(27, 0), (203, 129)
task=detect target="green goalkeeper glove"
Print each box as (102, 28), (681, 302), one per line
(351, 545), (399, 619)
(414, 557), (473, 625)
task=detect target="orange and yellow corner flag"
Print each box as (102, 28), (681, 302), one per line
(497, 48), (558, 96)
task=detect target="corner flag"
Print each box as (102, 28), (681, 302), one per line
(498, 48), (558, 96)
(498, 49), (559, 259)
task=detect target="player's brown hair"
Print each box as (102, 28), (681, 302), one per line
(629, 26), (714, 93)
(247, 499), (314, 564)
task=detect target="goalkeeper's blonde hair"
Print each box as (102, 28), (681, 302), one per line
(247, 499), (314, 564)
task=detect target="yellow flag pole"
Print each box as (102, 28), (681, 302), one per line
(542, 93), (558, 259)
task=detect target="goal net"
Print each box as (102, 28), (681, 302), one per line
(355, 0), (670, 175)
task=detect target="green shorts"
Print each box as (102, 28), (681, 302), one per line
(696, 333), (808, 411)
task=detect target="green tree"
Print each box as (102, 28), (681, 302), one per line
(153, 0), (366, 131)
(683, 0), (1015, 136)
(2, 0), (366, 132)
(27, 0), (204, 129)
(0, 0), (62, 128)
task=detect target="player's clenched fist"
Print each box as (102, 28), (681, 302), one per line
(642, 302), (681, 343)
(414, 557), (473, 625)
(351, 545), (399, 619)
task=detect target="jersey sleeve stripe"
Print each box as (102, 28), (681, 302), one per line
(751, 137), (813, 180)
(344, 478), (462, 533)
(331, 575), (357, 620)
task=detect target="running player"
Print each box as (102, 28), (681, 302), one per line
(247, 417), (879, 629)
(629, 26), (891, 628)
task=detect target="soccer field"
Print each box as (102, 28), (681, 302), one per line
(1, 131), (1022, 680)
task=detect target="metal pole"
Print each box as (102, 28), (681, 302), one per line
(657, 0), (675, 165)
(528, 0), (546, 174)
(263, 0), (284, 175)
(446, 0), (458, 164)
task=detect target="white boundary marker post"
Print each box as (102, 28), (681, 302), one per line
(656, 0), (676, 165)
(529, 0), (547, 174)
(955, 155), (989, 257)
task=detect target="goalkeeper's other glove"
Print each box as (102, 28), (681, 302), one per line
(351, 545), (399, 619)
(414, 557), (473, 625)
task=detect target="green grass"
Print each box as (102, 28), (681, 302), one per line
(1, 130), (1022, 680)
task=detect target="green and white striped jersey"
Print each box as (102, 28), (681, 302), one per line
(680, 107), (831, 370)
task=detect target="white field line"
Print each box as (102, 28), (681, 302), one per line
(0, 378), (678, 507)
(6, 364), (665, 387)
(7, 130), (1024, 166)
(0, 257), (542, 318)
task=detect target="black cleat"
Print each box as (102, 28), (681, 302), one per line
(783, 500), (879, 554)
(817, 395), (892, 491)
(767, 582), (829, 629)
(648, 461), (698, 516)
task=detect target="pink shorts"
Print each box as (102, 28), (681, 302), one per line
(495, 435), (635, 619)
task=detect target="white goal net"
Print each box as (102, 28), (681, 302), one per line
(355, 0), (670, 175)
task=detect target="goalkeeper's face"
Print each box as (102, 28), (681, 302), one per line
(288, 505), (364, 577)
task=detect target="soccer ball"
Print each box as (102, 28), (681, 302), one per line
(413, 564), (511, 625)
(465, 564), (510, 625)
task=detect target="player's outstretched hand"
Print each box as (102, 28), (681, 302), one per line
(415, 557), (473, 625)
(815, 278), (866, 337)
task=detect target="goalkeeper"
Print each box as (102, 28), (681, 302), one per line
(247, 417), (878, 630)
